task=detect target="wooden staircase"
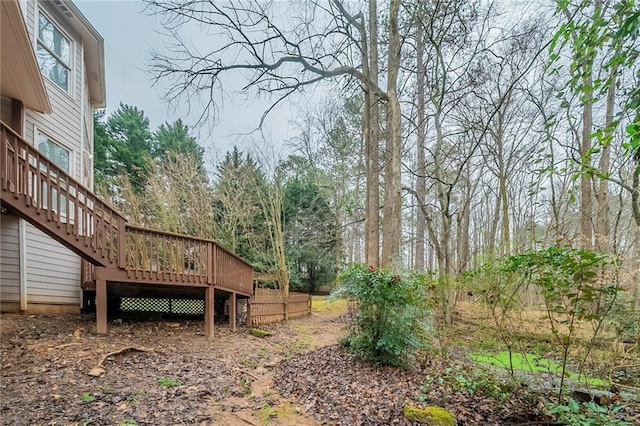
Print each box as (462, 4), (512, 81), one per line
(1, 123), (126, 267)
(1, 121), (253, 336)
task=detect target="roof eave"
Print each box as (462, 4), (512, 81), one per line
(0, 0), (52, 114)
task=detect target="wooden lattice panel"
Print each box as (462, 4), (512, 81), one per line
(120, 297), (205, 316)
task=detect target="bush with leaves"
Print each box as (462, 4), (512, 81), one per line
(332, 264), (432, 368)
(547, 398), (629, 426)
(502, 247), (620, 401)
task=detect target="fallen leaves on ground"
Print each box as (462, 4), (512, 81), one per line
(2, 312), (638, 426)
(275, 345), (550, 425)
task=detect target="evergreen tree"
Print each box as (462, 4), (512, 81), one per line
(93, 110), (113, 189)
(282, 156), (339, 292)
(213, 147), (269, 269)
(155, 119), (205, 171)
(106, 103), (154, 193)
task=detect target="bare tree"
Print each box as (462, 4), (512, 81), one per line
(145, 0), (410, 266)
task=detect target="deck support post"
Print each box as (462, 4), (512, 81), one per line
(246, 298), (252, 327)
(96, 278), (107, 334)
(229, 292), (236, 332)
(205, 286), (214, 338)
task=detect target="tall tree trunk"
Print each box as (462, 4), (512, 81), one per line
(499, 175), (510, 256)
(365, 0), (380, 267)
(576, 3), (602, 249)
(595, 63), (618, 251)
(381, 0), (402, 266)
(457, 171), (471, 273)
(415, 15), (427, 270)
(580, 80), (594, 249)
(259, 180), (289, 298)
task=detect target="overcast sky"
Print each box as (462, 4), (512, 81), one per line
(75, 0), (302, 159)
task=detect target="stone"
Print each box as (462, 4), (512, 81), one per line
(250, 329), (273, 338)
(403, 405), (456, 426)
(88, 366), (106, 377)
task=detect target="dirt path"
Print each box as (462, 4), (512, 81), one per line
(206, 312), (346, 425)
(0, 301), (346, 426)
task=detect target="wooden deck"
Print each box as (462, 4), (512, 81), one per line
(1, 122), (253, 336)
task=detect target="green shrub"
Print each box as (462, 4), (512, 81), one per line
(501, 247), (620, 402)
(331, 264), (432, 368)
(547, 399), (629, 426)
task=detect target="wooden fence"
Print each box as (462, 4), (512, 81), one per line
(250, 288), (312, 325)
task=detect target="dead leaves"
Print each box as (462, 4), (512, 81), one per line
(275, 345), (550, 426)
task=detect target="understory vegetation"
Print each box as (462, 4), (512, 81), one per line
(332, 264), (432, 368)
(330, 250), (638, 424)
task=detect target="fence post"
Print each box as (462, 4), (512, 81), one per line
(246, 298), (252, 326)
(229, 292), (237, 332)
(205, 286), (214, 338)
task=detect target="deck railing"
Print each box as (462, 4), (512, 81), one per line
(125, 225), (210, 285)
(2, 121), (253, 296)
(123, 226), (253, 292)
(1, 122), (126, 267)
(214, 244), (254, 294)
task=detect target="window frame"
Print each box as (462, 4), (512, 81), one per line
(35, 129), (74, 217)
(36, 9), (73, 93)
(36, 130), (72, 174)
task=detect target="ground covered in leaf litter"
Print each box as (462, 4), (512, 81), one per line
(1, 305), (637, 425)
(275, 345), (548, 425)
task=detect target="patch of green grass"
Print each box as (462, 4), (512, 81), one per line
(118, 420), (138, 426)
(312, 296), (347, 316)
(157, 377), (181, 387)
(471, 352), (609, 387)
(81, 393), (96, 403)
(240, 376), (252, 396)
(256, 401), (299, 424)
(257, 403), (275, 421)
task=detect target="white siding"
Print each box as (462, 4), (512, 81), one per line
(24, 0), (83, 181)
(25, 224), (80, 304)
(84, 75), (95, 190)
(15, 0), (93, 307)
(0, 215), (21, 302)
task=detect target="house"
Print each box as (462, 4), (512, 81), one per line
(0, 0), (254, 335)
(1, 0), (104, 314)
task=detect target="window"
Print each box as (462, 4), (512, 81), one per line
(38, 133), (70, 172)
(37, 12), (71, 91)
(37, 132), (70, 215)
